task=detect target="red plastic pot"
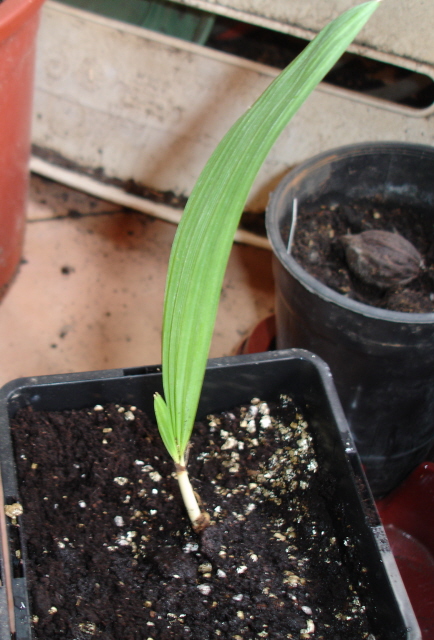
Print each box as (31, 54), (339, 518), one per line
(377, 463), (434, 640)
(0, 0), (45, 298)
(237, 314), (276, 354)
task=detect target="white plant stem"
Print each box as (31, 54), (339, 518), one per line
(175, 462), (209, 532)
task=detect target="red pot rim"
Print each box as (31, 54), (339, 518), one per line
(0, 0), (45, 42)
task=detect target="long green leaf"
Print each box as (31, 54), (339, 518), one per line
(155, 1), (380, 464)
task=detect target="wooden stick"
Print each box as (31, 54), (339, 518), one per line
(0, 466), (16, 635)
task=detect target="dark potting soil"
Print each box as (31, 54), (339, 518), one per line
(289, 200), (434, 313)
(11, 399), (375, 640)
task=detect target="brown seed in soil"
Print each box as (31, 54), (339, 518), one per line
(340, 229), (423, 289)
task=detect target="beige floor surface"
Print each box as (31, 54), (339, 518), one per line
(0, 174), (275, 388)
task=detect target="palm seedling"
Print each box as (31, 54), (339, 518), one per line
(154, 0), (380, 531)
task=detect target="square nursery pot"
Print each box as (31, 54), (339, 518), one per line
(0, 350), (420, 639)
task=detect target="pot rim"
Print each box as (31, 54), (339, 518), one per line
(0, 0), (45, 42)
(266, 141), (434, 326)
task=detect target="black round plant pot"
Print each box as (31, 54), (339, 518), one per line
(265, 142), (434, 497)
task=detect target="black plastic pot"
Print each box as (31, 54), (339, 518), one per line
(0, 350), (419, 638)
(266, 142), (434, 498)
